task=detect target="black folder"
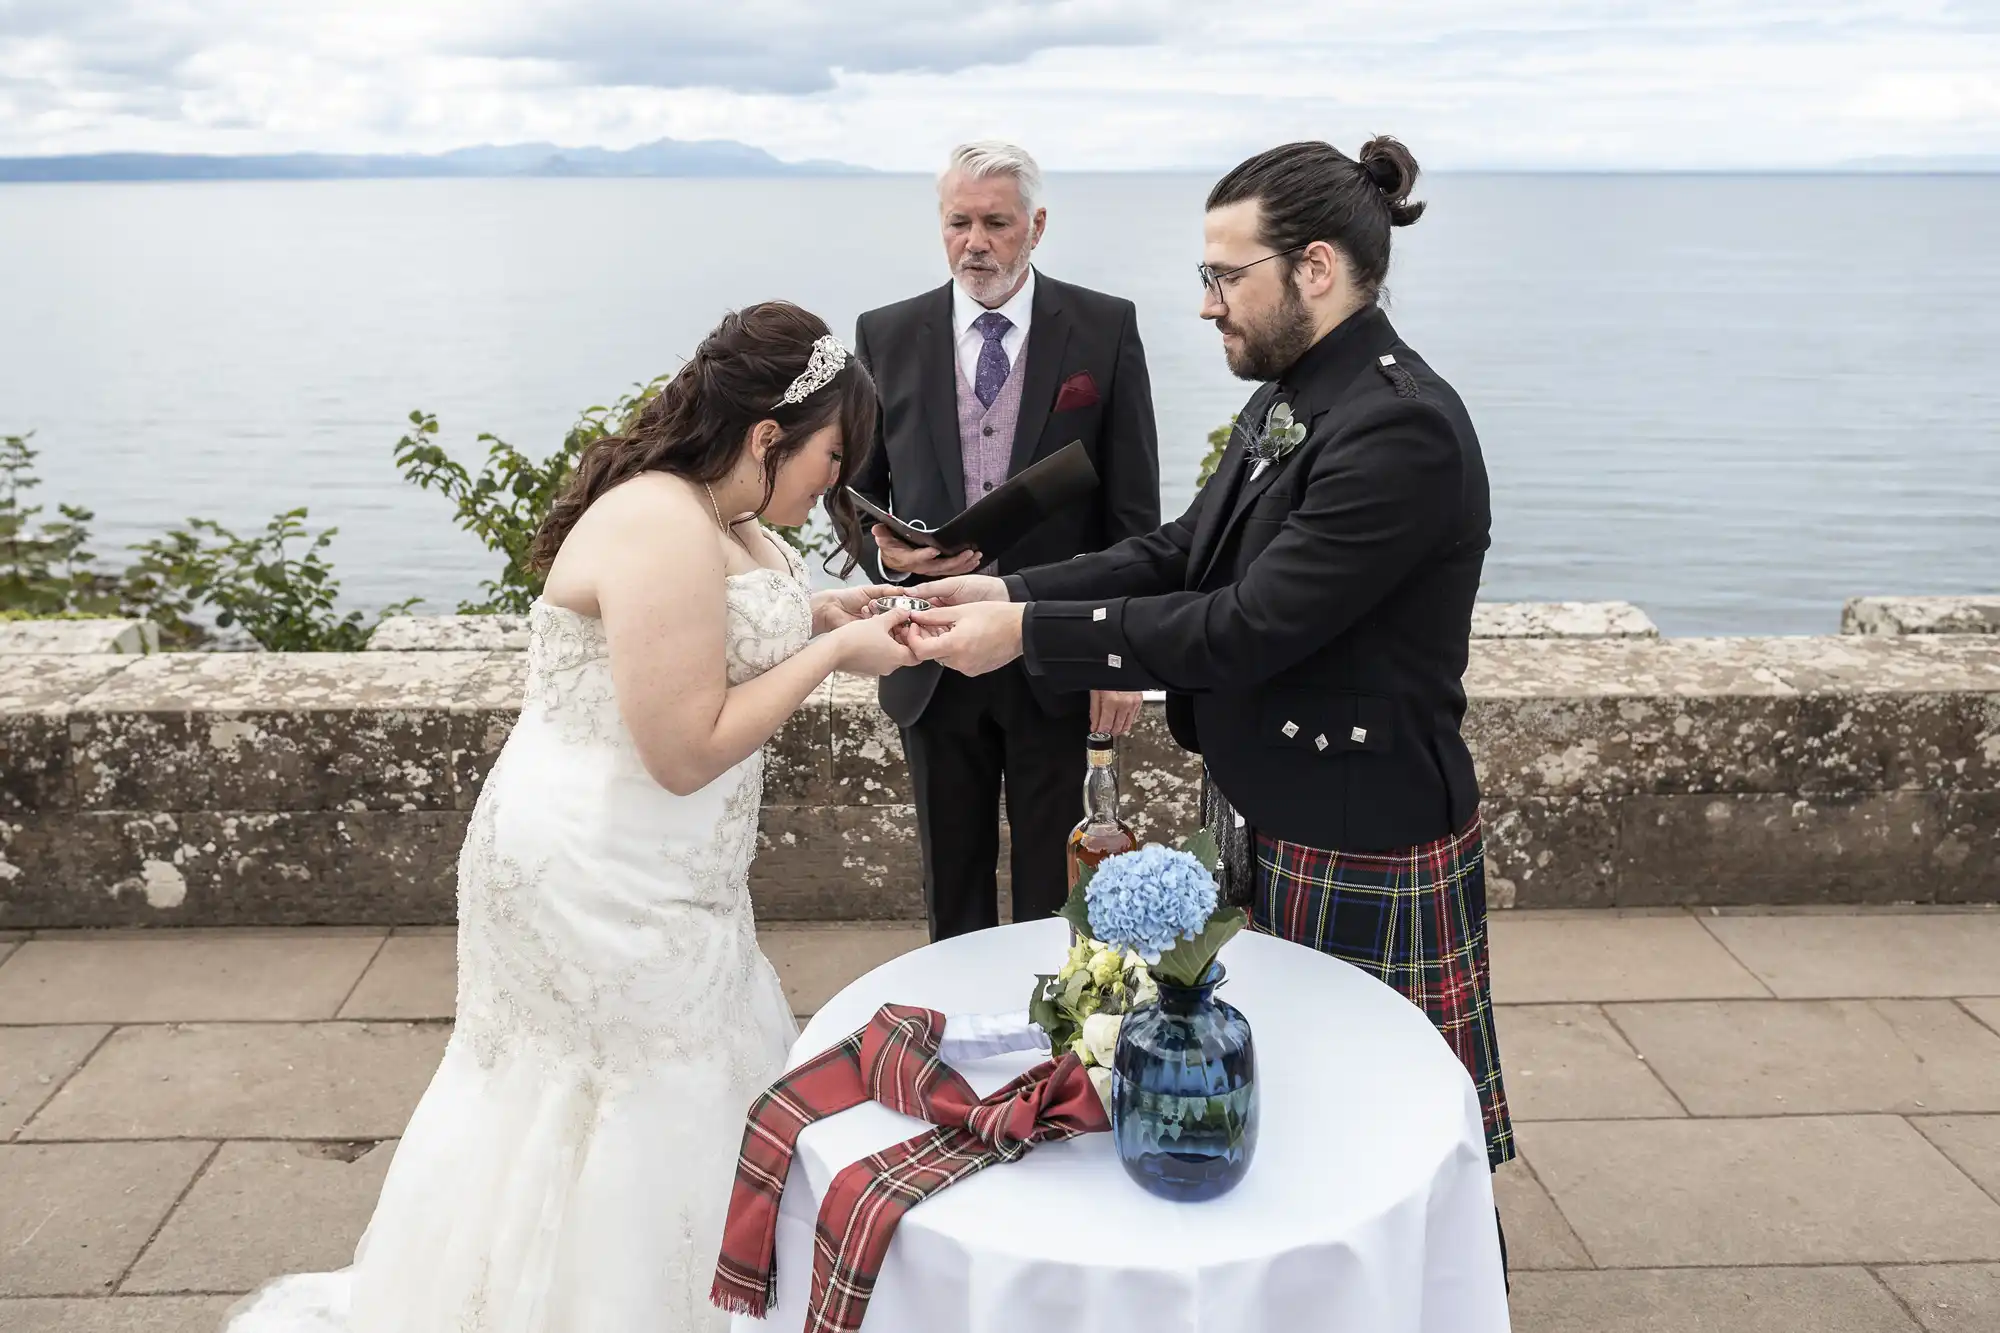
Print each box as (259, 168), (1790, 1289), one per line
(847, 440), (1097, 559)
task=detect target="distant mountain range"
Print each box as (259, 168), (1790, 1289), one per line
(0, 138), (874, 182)
(4, 142), (1994, 182)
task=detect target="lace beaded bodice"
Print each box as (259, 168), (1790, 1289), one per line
(521, 545), (813, 744)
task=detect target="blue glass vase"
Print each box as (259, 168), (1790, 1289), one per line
(1110, 963), (1258, 1201)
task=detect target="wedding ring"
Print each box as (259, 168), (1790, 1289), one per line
(873, 596), (933, 614)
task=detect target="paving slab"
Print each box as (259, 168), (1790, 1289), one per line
(1913, 1117), (2000, 1203)
(0, 1141), (213, 1296)
(1962, 998), (2000, 1038)
(1875, 1264), (2000, 1333)
(0, 1296), (240, 1332)
(339, 934), (454, 1020)
(1506, 1267), (1920, 1333)
(1493, 1159), (1593, 1270)
(0, 1025), (108, 1138)
(126, 1139), (395, 1294)
(1518, 1116), (2000, 1267)
(1611, 1000), (2000, 1116)
(1489, 913), (1769, 1004)
(22, 1023), (447, 1141)
(760, 922), (930, 1017)
(1496, 1005), (1684, 1121)
(1700, 914), (2000, 998)
(0, 933), (385, 1024)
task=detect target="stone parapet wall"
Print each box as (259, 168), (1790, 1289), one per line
(368, 615), (532, 652)
(361, 601), (1661, 652)
(1, 635), (1995, 929)
(0, 618), (160, 655)
(1843, 595), (2000, 636)
(1467, 600), (1657, 639)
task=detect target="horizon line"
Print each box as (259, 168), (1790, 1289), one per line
(2, 166), (1995, 180)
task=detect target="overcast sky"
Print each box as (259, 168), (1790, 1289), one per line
(2, 1), (1996, 168)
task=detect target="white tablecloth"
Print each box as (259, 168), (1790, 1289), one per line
(734, 919), (1509, 1333)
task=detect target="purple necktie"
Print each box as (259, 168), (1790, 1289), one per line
(972, 311), (1013, 408)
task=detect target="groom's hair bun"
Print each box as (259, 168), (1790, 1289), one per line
(1207, 136), (1426, 304)
(1357, 137), (1425, 228)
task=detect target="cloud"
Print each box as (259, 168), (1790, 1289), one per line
(470, 0), (1164, 95)
(0, 0), (1996, 165)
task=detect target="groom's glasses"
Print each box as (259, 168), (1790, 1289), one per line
(1197, 245), (1311, 305)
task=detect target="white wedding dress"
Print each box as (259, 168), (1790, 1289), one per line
(224, 548), (809, 1332)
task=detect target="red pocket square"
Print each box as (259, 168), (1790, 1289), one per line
(1054, 371), (1100, 411)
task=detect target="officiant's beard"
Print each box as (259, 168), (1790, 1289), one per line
(955, 247), (1032, 307)
(1219, 282), (1316, 382)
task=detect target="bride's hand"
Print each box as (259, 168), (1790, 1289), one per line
(811, 586), (880, 635)
(831, 609), (920, 676)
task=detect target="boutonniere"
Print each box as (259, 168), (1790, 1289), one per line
(1247, 401), (1307, 480)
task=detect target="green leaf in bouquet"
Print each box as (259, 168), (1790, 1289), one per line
(1151, 906), (1249, 988)
(1177, 826), (1222, 875)
(1055, 871), (1095, 938)
(1059, 967), (1090, 1011)
(1028, 973), (1074, 1051)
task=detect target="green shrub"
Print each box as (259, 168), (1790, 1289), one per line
(126, 510), (417, 652)
(0, 608), (109, 622)
(1197, 416), (1236, 490)
(4, 431), (409, 650)
(0, 433), (125, 618)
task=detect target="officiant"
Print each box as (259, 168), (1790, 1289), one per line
(889, 138), (1514, 1188)
(851, 140), (1161, 943)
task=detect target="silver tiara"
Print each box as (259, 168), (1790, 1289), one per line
(776, 334), (850, 407)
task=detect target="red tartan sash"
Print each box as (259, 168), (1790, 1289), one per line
(711, 1004), (1108, 1333)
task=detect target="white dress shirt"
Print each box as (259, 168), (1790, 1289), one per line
(878, 270), (1037, 584)
(951, 267), (1036, 385)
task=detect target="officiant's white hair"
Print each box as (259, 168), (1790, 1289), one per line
(940, 140), (1043, 215)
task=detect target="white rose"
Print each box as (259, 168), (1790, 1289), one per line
(1087, 1065), (1114, 1115)
(1081, 1012), (1123, 1069)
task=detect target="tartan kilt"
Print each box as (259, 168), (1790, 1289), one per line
(1249, 816), (1514, 1168)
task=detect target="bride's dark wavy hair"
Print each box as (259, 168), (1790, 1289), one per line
(530, 301), (878, 575)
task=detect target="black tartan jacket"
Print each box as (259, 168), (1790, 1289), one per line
(1004, 305), (1492, 852)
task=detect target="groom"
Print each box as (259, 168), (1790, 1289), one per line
(883, 140), (1513, 1191)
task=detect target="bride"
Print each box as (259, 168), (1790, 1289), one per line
(224, 302), (915, 1331)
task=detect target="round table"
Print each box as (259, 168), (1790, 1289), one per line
(734, 919), (1509, 1333)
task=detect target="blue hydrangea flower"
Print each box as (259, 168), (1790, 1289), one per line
(1084, 844), (1217, 963)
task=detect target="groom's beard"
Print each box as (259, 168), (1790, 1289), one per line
(1219, 281), (1316, 382)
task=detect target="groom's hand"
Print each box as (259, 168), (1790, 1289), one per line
(907, 574), (1010, 607)
(904, 602), (1026, 676)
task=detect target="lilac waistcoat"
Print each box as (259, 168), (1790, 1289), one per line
(954, 340), (1028, 510)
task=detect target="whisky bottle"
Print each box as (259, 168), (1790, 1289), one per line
(1067, 732), (1139, 894)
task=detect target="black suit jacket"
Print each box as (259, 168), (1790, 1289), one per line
(853, 271), (1161, 726)
(1006, 306), (1492, 852)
